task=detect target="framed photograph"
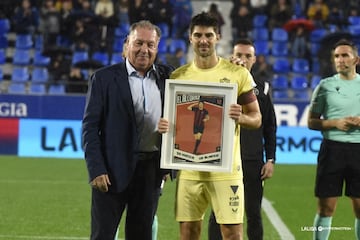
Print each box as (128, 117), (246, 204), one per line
(160, 80), (238, 172)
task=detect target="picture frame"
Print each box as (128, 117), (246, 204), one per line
(160, 79), (238, 172)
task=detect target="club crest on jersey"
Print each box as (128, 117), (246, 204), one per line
(219, 78), (230, 83)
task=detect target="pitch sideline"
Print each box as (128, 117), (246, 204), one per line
(262, 197), (295, 240)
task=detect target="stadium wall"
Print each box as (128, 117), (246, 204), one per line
(0, 94), (321, 164)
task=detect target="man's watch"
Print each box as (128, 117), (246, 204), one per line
(267, 159), (275, 164)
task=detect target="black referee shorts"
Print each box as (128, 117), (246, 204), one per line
(315, 139), (360, 198)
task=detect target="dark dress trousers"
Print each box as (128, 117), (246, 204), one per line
(82, 62), (173, 240)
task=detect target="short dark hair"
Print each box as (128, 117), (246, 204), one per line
(233, 38), (254, 47)
(189, 12), (219, 34)
(333, 38), (358, 55)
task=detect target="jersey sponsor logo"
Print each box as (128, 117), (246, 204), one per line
(219, 77), (230, 83)
(230, 185), (239, 194)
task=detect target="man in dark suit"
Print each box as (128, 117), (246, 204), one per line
(82, 20), (174, 240)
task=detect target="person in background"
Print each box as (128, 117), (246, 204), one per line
(230, 1), (253, 44)
(39, 0), (61, 48)
(208, 38), (277, 240)
(306, 0), (330, 28)
(94, 0), (117, 53)
(207, 2), (225, 35)
(158, 12), (262, 240)
(165, 47), (185, 68)
(290, 24), (309, 58)
(152, 0), (174, 37)
(308, 38), (360, 240)
(268, 0), (293, 30)
(82, 20), (173, 240)
(65, 66), (87, 93)
(12, 0), (40, 35)
(251, 54), (273, 84)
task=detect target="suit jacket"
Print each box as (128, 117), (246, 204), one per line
(82, 62), (174, 192)
(240, 77), (277, 162)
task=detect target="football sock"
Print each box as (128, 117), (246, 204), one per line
(313, 214), (332, 240)
(152, 215), (158, 240)
(355, 218), (360, 240)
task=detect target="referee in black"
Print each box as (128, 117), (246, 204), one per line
(208, 38), (277, 240)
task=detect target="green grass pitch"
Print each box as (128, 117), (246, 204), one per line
(0, 156), (355, 240)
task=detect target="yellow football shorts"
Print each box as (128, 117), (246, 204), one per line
(175, 178), (244, 224)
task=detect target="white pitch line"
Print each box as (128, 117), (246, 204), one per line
(262, 197), (295, 240)
(0, 235), (88, 240)
(0, 235), (125, 240)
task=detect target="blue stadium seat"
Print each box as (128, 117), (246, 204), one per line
(272, 90), (290, 100)
(0, 35), (8, 49)
(110, 53), (124, 64)
(0, 18), (10, 34)
(33, 50), (51, 67)
(56, 35), (72, 48)
(254, 40), (269, 56)
(81, 69), (89, 80)
(309, 28), (327, 43)
(348, 16), (360, 26)
(271, 28), (288, 42)
(293, 89), (310, 100)
(72, 51), (89, 65)
(311, 58), (320, 74)
(272, 74), (288, 89)
(253, 14), (268, 28)
(271, 41), (288, 57)
(7, 83), (27, 94)
(310, 75), (321, 89)
(48, 84), (66, 95)
(34, 34), (44, 50)
(113, 37), (125, 52)
(310, 42), (321, 57)
(29, 84), (46, 94)
(32, 67), (49, 83)
(168, 39), (187, 54)
(252, 27), (269, 41)
(292, 58), (310, 74)
(114, 23), (130, 38)
(157, 38), (168, 53)
(92, 51), (109, 66)
(15, 34), (33, 49)
(157, 23), (170, 38)
(0, 68), (3, 80)
(12, 49), (31, 66)
(348, 25), (360, 39)
(273, 58), (291, 74)
(0, 49), (5, 64)
(11, 67), (30, 82)
(291, 75), (308, 89)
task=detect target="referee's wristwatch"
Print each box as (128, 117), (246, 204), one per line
(267, 159), (275, 164)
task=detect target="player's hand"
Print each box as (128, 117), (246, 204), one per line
(346, 116), (360, 127)
(229, 104), (242, 123)
(335, 118), (354, 131)
(261, 162), (274, 180)
(230, 56), (245, 67)
(158, 118), (169, 133)
(91, 174), (111, 192)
